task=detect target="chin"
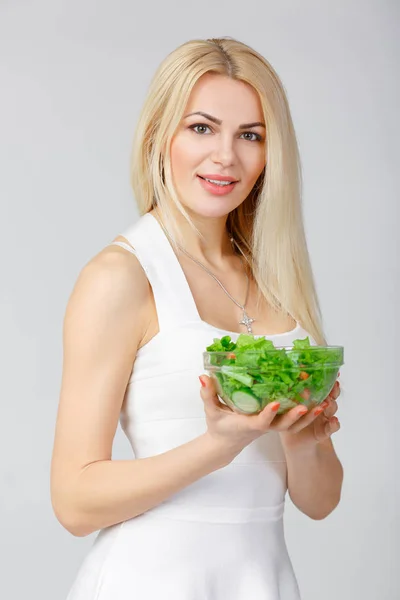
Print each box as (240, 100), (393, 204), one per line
(183, 194), (244, 219)
(186, 202), (237, 220)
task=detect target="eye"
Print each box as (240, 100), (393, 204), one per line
(241, 132), (263, 142)
(189, 123), (212, 135)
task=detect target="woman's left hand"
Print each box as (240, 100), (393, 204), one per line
(279, 380), (341, 450)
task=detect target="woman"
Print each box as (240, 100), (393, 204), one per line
(51, 37), (343, 599)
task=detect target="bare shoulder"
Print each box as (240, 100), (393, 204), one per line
(60, 240), (148, 406)
(61, 237), (153, 399)
(65, 236), (152, 358)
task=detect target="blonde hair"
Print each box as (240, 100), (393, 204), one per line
(130, 37), (328, 346)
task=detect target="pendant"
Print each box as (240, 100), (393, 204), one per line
(240, 311), (255, 334)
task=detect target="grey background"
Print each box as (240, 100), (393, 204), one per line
(1, 1), (398, 598)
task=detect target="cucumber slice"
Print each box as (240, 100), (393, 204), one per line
(231, 390), (260, 413)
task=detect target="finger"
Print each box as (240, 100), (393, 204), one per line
(253, 401), (282, 430)
(325, 416), (340, 436)
(330, 381), (341, 400)
(199, 375), (220, 406)
(323, 398), (338, 419)
(199, 375), (230, 411)
(268, 403), (310, 431)
(319, 381), (340, 413)
(284, 400), (328, 433)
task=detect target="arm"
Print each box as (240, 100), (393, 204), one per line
(67, 434), (232, 536)
(50, 248), (236, 538)
(283, 437), (344, 520)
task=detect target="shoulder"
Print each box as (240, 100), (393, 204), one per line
(64, 238), (152, 350)
(84, 236), (150, 300)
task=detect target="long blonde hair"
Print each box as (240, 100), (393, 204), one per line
(130, 37), (327, 345)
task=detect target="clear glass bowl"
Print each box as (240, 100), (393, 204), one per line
(203, 345), (344, 415)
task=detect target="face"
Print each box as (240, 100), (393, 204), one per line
(169, 73), (266, 219)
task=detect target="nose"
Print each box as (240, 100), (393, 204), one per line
(210, 134), (236, 167)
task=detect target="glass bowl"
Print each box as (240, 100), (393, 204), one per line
(203, 345), (344, 415)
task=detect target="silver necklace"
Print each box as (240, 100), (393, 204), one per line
(159, 221), (256, 334)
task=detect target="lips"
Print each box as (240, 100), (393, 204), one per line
(197, 175), (238, 196)
(198, 174), (239, 183)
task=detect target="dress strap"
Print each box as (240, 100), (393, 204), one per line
(108, 241), (136, 253)
(110, 213), (201, 333)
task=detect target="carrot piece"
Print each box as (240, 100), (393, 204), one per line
(299, 371), (309, 380)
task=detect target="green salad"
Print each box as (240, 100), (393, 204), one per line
(204, 334), (343, 414)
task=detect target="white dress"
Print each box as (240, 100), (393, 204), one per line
(66, 212), (313, 599)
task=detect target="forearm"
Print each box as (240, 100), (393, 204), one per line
(283, 438), (344, 520)
(56, 433), (236, 537)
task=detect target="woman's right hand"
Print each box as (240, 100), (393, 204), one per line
(198, 374), (314, 456)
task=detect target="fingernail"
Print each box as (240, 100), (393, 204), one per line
(298, 408), (308, 415)
(271, 402), (280, 412)
(199, 376), (206, 387)
(314, 407), (324, 416)
(321, 401), (329, 409)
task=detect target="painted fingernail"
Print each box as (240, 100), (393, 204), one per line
(199, 376), (206, 387)
(314, 407), (324, 416)
(298, 408), (308, 415)
(321, 401), (329, 409)
(271, 403), (281, 412)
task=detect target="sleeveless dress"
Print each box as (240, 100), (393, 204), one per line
(66, 212), (315, 600)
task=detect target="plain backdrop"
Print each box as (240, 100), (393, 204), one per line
(1, 1), (398, 599)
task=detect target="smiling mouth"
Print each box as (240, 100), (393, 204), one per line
(197, 175), (238, 186)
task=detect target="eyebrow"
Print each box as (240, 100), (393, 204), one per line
(184, 111), (266, 129)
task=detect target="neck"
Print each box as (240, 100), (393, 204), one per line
(151, 205), (235, 268)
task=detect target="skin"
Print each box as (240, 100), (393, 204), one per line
(158, 72), (267, 267)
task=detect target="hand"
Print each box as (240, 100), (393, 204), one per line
(278, 379), (341, 450)
(198, 375), (340, 457)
